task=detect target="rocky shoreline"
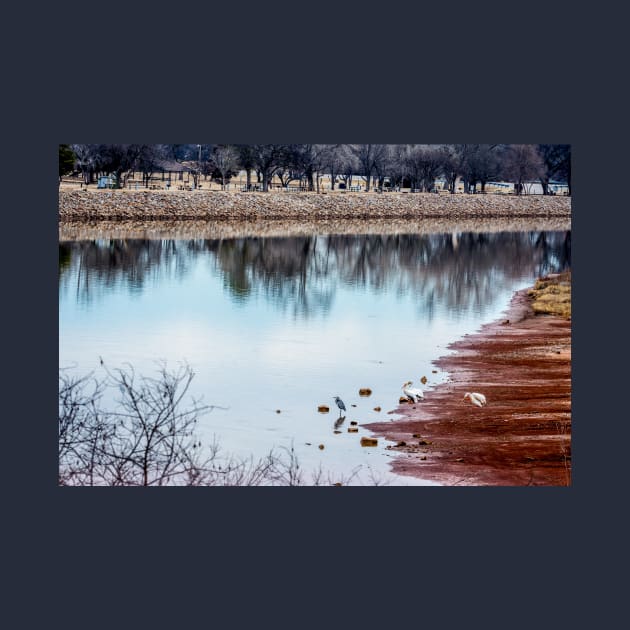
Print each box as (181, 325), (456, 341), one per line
(59, 189), (571, 222)
(365, 286), (571, 486)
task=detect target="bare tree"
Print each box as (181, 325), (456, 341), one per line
(538, 144), (571, 195)
(211, 145), (240, 190)
(58, 369), (106, 486)
(440, 144), (462, 193)
(235, 145), (256, 190)
(502, 144), (545, 195)
(319, 144), (349, 191)
(459, 144), (503, 193)
(250, 144), (288, 191)
(290, 144), (330, 191)
(338, 148), (360, 189)
(94, 144), (149, 188)
(135, 145), (168, 188)
(406, 145), (444, 192)
(71, 144), (101, 185)
(348, 144), (388, 192)
(59, 362), (215, 486)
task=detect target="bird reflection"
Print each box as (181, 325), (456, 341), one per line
(334, 415), (346, 430)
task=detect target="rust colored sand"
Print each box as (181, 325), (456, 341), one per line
(365, 289), (571, 486)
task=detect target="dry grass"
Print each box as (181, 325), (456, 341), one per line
(528, 271), (571, 319)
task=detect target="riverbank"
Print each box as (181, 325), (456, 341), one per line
(59, 216), (572, 241)
(58, 189), (571, 222)
(365, 272), (571, 486)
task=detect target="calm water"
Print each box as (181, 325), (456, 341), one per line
(59, 230), (571, 485)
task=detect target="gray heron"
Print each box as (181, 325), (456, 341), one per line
(333, 396), (347, 415)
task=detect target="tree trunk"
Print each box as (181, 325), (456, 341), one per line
(246, 169), (251, 190)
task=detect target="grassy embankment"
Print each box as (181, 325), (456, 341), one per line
(528, 271), (571, 319)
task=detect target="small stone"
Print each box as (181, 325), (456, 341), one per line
(318, 405), (330, 413)
(420, 376), (428, 384)
(373, 406), (381, 412)
(360, 437), (378, 447)
(333, 430), (342, 434)
(318, 444), (325, 450)
(276, 409), (281, 413)
(396, 441), (407, 447)
(350, 421), (358, 426)
(348, 427), (359, 433)
(359, 388), (372, 396)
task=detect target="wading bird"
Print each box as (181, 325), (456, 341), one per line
(333, 396), (347, 415)
(463, 392), (487, 407)
(402, 381), (424, 402)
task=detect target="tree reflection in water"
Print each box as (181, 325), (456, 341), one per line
(59, 231), (571, 317)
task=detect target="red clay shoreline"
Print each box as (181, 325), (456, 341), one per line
(365, 286), (571, 486)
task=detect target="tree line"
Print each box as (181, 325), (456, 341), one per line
(59, 143), (571, 195)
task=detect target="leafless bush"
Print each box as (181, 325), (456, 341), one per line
(59, 363), (387, 486)
(59, 361), (219, 486)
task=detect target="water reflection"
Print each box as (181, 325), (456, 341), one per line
(59, 229), (571, 484)
(59, 231), (571, 318)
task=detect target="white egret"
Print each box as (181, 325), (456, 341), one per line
(402, 381), (424, 402)
(463, 392), (487, 407)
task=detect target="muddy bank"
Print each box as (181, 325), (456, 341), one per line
(365, 287), (571, 486)
(59, 216), (571, 241)
(59, 189), (571, 222)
